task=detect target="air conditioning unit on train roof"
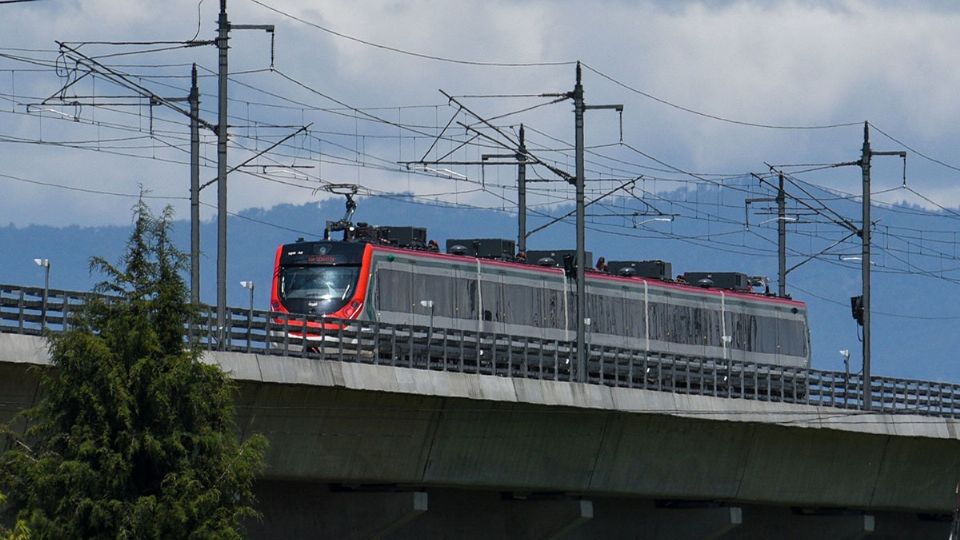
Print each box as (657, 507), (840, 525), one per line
(352, 223), (426, 248)
(607, 260), (672, 280)
(446, 238), (515, 259)
(683, 272), (752, 292)
(378, 226), (427, 248)
(525, 249), (593, 269)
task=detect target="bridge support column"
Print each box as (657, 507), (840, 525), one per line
(247, 481), (427, 540)
(504, 498), (594, 540)
(794, 512), (875, 540)
(641, 503), (743, 539)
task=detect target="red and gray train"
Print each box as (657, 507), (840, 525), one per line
(270, 225), (810, 368)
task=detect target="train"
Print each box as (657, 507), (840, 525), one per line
(269, 222), (810, 369)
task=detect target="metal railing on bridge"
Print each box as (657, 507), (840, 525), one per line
(2, 283), (958, 418)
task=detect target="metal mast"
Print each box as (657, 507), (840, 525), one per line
(777, 171), (786, 297)
(517, 124), (527, 253)
(573, 64), (586, 381)
(216, 0), (229, 339)
(570, 63), (622, 382)
(860, 122), (872, 409)
(189, 64), (200, 306)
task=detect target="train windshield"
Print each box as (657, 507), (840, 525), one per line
(278, 265), (360, 314)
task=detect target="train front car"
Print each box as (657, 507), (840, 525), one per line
(270, 240), (370, 338)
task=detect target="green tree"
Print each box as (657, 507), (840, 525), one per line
(0, 200), (266, 539)
(0, 491), (30, 540)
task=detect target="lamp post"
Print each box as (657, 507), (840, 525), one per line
(240, 280), (254, 350)
(420, 300), (435, 366)
(33, 258), (50, 331)
(419, 299), (435, 337)
(840, 349), (851, 407)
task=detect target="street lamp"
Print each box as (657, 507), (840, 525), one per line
(33, 258), (50, 331)
(840, 349), (852, 406)
(240, 280), (255, 315)
(240, 281), (254, 350)
(419, 300), (435, 366)
(420, 300), (433, 343)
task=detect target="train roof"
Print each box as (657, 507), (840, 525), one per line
(369, 243), (807, 309)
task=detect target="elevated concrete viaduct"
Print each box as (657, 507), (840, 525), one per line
(1, 333), (957, 538)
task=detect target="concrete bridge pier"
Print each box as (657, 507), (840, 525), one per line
(246, 481), (428, 539)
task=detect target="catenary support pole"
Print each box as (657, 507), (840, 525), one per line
(777, 171), (786, 297)
(573, 64), (586, 382)
(216, 0), (230, 344)
(569, 63), (622, 382)
(190, 64), (200, 306)
(517, 124), (527, 253)
(860, 122), (872, 410)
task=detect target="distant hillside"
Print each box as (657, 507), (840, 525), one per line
(2, 190), (957, 382)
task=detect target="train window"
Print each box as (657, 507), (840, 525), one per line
(623, 298), (645, 338)
(502, 283), (541, 328)
(777, 318), (808, 356)
(448, 274), (475, 321)
(280, 265), (359, 302)
(412, 273), (456, 318)
(542, 287), (564, 329)
(755, 315), (778, 354)
(704, 307), (722, 347)
(374, 268), (412, 313)
(586, 291), (626, 337)
(480, 279), (503, 322)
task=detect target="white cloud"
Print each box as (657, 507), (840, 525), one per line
(2, 0), (960, 226)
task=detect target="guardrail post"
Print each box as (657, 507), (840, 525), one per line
(62, 296), (70, 332)
(206, 308), (214, 351)
(407, 324), (414, 368)
(245, 309), (253, 354)
(442, 328), (449, 371)
(17, 289), (25, 333)
(373, 321), (381, 365)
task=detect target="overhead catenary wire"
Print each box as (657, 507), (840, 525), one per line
(246, 0), (575, 67)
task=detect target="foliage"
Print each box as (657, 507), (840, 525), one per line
(0, 200), (266, 539)
(0, 491), (30, 540)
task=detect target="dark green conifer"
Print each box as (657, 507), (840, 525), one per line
(1, 199), (266, 539)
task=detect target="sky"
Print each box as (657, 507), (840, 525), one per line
(3, 0), (960, 379)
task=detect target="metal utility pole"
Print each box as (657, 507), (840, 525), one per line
(189, 64), (200, 306)
(856, 121), (905, 411)
(216, 0), (229, 339)
(213, 1), (274, 341)
(777, 171), (787, 297)
(570, 62), (622, 382)
(517, 124), (527, 253)
(860, 123), (872, 410)
(573, 66), (587, 382)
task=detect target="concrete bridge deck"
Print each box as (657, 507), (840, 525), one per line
(2, 333), (958, 538)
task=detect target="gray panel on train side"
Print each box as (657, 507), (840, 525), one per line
(368, 253), (809, 368)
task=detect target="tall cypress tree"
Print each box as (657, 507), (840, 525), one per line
(0, 200), (266, 539)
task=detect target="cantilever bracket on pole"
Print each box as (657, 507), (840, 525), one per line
(199, 123), (311, 191)
(230, 24), (276, 68)
(417, 105), (463, 163)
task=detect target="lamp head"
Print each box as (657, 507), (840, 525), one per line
(240, 280), (254, 290)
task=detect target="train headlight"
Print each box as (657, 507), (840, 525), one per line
(343, 299), (362, 318)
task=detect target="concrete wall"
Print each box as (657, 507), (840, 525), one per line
(3, 333), (960, 517)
